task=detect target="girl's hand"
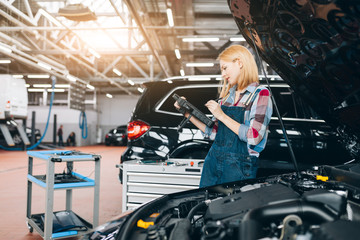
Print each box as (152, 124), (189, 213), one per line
(174, 96), (186, 110)
(205, 100), (224, 120)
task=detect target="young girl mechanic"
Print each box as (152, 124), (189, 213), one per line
(175, 45), (273, 188)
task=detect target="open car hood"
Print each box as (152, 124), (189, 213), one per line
(228, 0), (360, 158)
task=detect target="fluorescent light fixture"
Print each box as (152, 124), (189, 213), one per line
(113, 68), (122, 76)
(48, 89), (65, 92)
(166, 8), (174, 27)
(127, 79), (135, 86)
(66, 75), (77, 82)
(33, 84), (52, 88)
(216, 77), (222, 80)
(106, 93), (113, 98)
(37, 62), (52, 70)
(25, 84), (30, 88)
(167, 80), (173, 84)
(182, 37), (219, 42)
(174, 49), (181, 59)
(13, 75), (23, 78)
(0, 59), (11, 64)
(0, 44), (12, 53)
(230, 37), (246, 42)
(180, 69), (185, 76)
(89, 48), (101, 58)
(55, 84), (70, 88)
(27, 74), (50, 79)
(87, 84), (95, 90)
(137, 87), (144, 93)
(188, 77), (211, 81)
(28, 88), (45, 92)
(186, 63), (214, 67)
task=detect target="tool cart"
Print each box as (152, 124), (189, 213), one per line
(122, 159), (203, 211)
(26, 150), (101, 240)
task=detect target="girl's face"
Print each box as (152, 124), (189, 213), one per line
(220, 59), (242, 86)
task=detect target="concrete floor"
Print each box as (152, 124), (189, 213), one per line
(0, 145), (125, 240)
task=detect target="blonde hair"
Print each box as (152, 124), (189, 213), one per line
(218, 45), (259, 98)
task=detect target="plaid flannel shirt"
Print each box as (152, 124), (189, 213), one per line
(204, 83), (273, 157)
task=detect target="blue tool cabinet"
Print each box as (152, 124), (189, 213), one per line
(26, 150), (101, 240)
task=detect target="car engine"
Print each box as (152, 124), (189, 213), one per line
(84, 165), (359, 240)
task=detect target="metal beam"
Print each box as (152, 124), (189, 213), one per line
(0, 7), (133, 95)
(24, 49), (219, 56)
(120, 0), (169, 78)
(125, 56), (149, 79)
(0, 26), (237, 31)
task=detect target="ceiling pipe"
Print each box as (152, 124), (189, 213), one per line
(0, 32), (67, 71)
(0, 42), (77, 84)
(121, 0), (170, 78)
(0, 8), (132, 95)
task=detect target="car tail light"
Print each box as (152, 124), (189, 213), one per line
(127, 120), (150, 140)
(105, 134), (109, 138)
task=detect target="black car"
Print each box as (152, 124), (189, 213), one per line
(84, 1), (360, 240)
(105, 125), (127, 146)
(120, 77), (352, 178)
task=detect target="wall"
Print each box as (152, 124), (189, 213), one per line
(27, 94), (139, 146)
(97, 94), (139, 141)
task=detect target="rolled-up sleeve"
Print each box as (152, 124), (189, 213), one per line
(245, 88), (273, 146)
(238, 124), (250, 142)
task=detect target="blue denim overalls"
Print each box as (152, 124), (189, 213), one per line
(199, 92), (260, 188)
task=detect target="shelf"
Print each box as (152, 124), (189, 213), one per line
(27, 172), (95, 189)
(28, 210), (92, 239)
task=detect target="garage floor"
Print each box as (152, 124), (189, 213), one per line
(0, 145), (125, 240)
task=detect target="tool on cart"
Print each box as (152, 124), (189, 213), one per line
(173, 93), (214, 131)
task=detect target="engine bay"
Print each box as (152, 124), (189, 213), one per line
(114, 166), (360, 240)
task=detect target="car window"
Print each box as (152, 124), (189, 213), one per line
(270, 86), (304, 118)
(270, 85), (322, 120)
(157, 86), (219, 115)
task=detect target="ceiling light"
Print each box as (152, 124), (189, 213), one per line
(0, 44), (12, 53)
(182, 37), (219, 42)
(66, 74), (77, 82)
(0, 60), (11, 64)
(86, 84), (95, 90)
(216, 77), (223, 80)
(33, 84), (52, 88)
(27, 74), (50, 78)
(113, 68), (122, 76)
(55, 84), (70, 88)
(106, 93), (113, 98)
(88, 48), (100, 58)
(28, 88), (45, 92)
(166, 8), (174, 27)
(188, 77), (211, 81)
(180, 69), (185, 76)
(230, 37), (246, 42)
(13, 75), (23, 78)
(37, 62), (52, 70)
(174, 49), (181, 59)
(48, 89), (65, 92)
(137, 88), (144, 93)
(25, 84), (30, 88)
(167, 80), (173, 84)
(127, 79), (135, 86)
(186, 63), (214, 67)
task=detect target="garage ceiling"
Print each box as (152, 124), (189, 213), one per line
(0, 0), (256, 96)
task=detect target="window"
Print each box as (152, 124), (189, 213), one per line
(157, 86), (219, 115)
